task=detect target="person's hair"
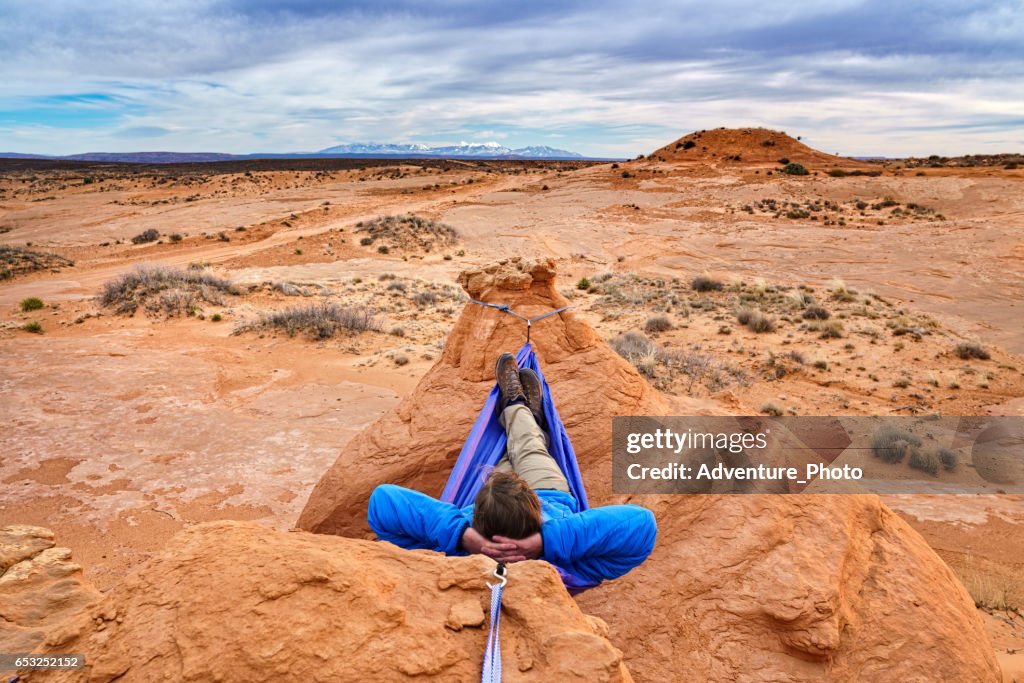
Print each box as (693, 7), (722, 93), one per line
(472, 471), (542, 539)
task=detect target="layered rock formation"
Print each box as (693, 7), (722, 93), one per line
(0, 525), (101, 654)
(299, 258), (1000, 682)
(33, 521), (630, 683)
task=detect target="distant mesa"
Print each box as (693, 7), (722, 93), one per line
(649, 127), (863, 167)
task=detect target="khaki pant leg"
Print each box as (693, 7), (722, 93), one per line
(499, 404), (570, 493)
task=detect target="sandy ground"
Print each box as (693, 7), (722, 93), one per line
(1, 152), (1022, 668)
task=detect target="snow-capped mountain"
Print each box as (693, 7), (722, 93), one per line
(317, 141), (583, 159)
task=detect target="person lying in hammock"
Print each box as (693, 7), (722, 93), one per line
(367, 352), (657, 587)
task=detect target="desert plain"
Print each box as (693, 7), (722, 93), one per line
(2, 128), (1023, 680)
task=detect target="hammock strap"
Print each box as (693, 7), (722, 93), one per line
(467, 298), (573, 344)
(481, 563), (507, 683)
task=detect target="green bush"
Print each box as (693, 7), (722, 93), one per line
(577, 277), (591, 290)
(22, 320), (43, 334)
(781, 162), (809, 176)
(20, 297), (44, 311)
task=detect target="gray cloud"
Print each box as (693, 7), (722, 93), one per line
(0, 0), (1021, 156)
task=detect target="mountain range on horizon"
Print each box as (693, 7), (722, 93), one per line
(0, 141), (597, 164)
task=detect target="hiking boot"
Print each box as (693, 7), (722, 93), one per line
(518, 367), (547, 431)
(495, 352), (525, 410)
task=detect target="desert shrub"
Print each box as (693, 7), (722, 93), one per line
(760, 402), (783, 417)
(0, 246), (74, 279)
(828, 169), (848, 177)
(871, 425), (921, 463)
(99, 264), (235, 316)
(682, 140), (696, 150)
(273, 281), (308, 297)
(955, 342), (989, 360)
(737, 308), (775, 333)
(242, 303), (379, 339)
(211, 313), (222, 322)
(937, 447), (958, 471)
(786, 209), (809, 219)
(621, 171), (633, 178)
(21, 320), (43, 334)
(20, 297), (44, 312)
(377, 245), (390, 254)
(781, 162), (809, 176)
(777, 158), (790, 165)
(294, 248), (303, 255)
(802, 305), (830, 320)
(355, 214), (457, 253)
(829, 279), (856, 302)
(819, 321), (844, 339)
(386, 281), (407, 293)
(611, 332), (659, 377)
(413, 291), (438, 306)
(131, 228), (159, 244)
(908, 449), (940, 475)
(577, 277), (591, 290)
(394, 354), (409, 366)
(644, 315), (673, 333)
(390, 326), (406, 337)
(691, 275), (723, 292)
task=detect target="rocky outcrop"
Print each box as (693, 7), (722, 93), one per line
(297, 258), (1001, 682)
(577, 495), (999, 682)
(0, 525), (102, 654)
(298, 257), (702, 536)
(33, 521), (631, 683)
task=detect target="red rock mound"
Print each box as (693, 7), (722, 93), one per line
(33, 521), (631, 683)
(298, 258), (999, 682)
(650, 127), (863, 167)
(298, 257), (695, 536)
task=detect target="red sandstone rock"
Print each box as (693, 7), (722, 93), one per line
(33, 521), (631, 683)
(0, 525), (102, 654)
(298, 258), (1001, 682)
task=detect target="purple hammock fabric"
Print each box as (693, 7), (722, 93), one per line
(439, 342), (596, 593)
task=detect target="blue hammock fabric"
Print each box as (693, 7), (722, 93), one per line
(440, 342), (596, 593)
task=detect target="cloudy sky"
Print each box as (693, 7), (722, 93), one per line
(1, 0), (1022, 157)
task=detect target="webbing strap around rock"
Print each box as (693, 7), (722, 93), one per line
(467, 298), (573, 344)
(481, 563), (507, 683)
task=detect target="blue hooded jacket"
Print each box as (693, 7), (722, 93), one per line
(368, 483), (657, 586)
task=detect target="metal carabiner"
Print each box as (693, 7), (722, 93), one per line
(488, 562), (508, 588)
